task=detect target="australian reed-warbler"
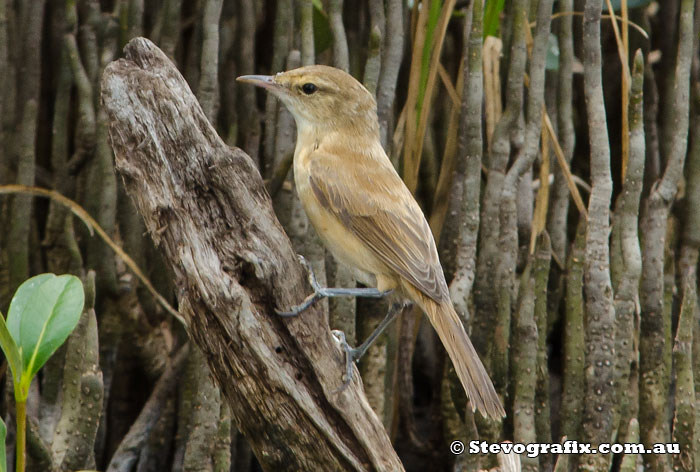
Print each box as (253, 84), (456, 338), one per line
(238, 65), (504, 420)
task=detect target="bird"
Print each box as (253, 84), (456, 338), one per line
(237, 65), (505, 420)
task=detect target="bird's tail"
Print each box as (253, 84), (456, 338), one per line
(404, 283), (505, 420)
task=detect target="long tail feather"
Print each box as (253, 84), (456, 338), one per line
(405, 284), (505, 420)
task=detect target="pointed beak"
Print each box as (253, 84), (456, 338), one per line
(236, 74), (278, 90)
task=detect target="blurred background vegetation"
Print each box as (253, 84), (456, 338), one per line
(0, 0), (698, 471)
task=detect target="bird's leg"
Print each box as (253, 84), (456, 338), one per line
(333, 301), (410, 392)
(277, 255), (392, 317)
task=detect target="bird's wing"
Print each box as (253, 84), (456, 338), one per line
(307, 150), (449, 302)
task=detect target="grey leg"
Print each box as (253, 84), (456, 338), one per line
(277, 255), (392, 317)
(333, 302), (410, 392)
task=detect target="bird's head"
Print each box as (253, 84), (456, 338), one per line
(237, 65), (378, 137)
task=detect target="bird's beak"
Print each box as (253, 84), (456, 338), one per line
(236, 75), (278, 90)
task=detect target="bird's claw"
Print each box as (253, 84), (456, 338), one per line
(297, 255), (324, 293)
(331, 330), (361, 393)
(277, 255), (392, 316)
(275, 291), (322, 317)
(275, 255), (324, 316)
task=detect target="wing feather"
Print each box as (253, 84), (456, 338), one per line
(307, 151), (448, 302)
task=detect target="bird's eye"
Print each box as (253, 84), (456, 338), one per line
(301, 83), (318, 95)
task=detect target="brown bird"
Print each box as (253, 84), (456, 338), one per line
(238, 65), (505, 420)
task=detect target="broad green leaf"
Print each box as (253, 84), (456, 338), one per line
(0, 417), (5, 472)
(484, 0), (505, 38)
(0, 314), (21, 385)
(7, 274), (84, 379)
(6, 274), (53, 342)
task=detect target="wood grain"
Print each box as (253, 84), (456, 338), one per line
(101, 37), (403, 472)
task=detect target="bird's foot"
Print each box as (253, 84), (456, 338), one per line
(330, 302), (409, 393)
(276, 255), (393, 317)
(331, 330), (363, 393)
(276, 255), (326, 317)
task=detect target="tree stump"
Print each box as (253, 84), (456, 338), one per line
(101, 37), (403, 472)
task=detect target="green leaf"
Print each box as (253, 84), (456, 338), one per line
(312, 1), (333, 55)
(0, 417), (5, 472)
(6, 274), (53, 341)
(0, 314), (21, 386)
(484, 0), (505, 38)
(7, 274), (84, 380)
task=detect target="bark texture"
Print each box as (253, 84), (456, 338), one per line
(101, 37), (403, 472)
